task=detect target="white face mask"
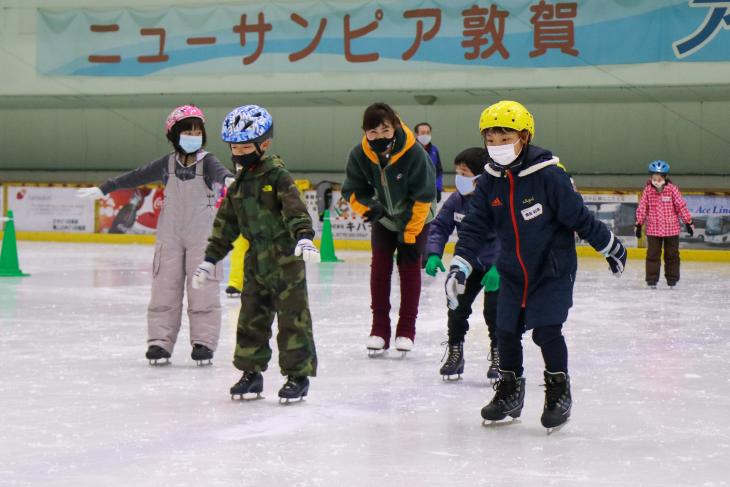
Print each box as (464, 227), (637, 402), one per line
(455, 174), (479, 195)
(417, 134), (432, 146)
(487, 140), (521, 166)
(651, 179), (665, 190)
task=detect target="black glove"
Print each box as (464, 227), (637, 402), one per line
(634, 224), (642, 239)
(397, 243), (420, 264)
(685, 222), (694, 237)
(363, 203), (386, 223)
(604, 237), (627, 276)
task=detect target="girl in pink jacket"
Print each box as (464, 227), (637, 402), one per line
(634, 160), (694, 289)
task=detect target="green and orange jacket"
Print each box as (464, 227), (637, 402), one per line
(341, 123), (437, 243)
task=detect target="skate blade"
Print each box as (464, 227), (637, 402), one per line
(481, 418), (521, 428)
(367, 349), (386, 358)
(546, 420), (569, 435)
(230, 392), (263, 401)
(148, 358), (170, 366)
(279, 394), (307, 405)
(396, 350), (409, 359)
(441, 374), (463, 382)
(195, 359), (213, 366)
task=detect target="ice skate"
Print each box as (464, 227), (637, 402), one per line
(191, 344), (213, 366)
(225, 286), (241, 298)
(230, 371), (264, 400)
(487, 343), (500, 383)
(439, 341), (464, 381)
(278, 376), (309, 404)
(394, 337), (413, 358)
(541, 371), (572, 435)
(366, 335), (386, 358)
(647, 282), (657, 289)
(145, 345), (171, 366)
(480, 370), (525, 426)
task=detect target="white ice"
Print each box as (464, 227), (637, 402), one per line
(1, 242), (729, 487)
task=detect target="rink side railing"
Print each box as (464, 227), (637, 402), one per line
(2, 183), (730, 262)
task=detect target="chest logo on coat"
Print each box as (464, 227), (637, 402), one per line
(490, 197), (503, 207)
(396, 173), (403, 181)
(521, 203), (543, 221)
(454, 212), (464, 222)
(262, 185), (273, 192)
(522, 196), (535, 205)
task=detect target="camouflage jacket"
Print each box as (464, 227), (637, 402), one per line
(205, 155), (314, 265)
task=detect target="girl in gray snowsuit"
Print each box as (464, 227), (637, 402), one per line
(77, 105), (233, 365)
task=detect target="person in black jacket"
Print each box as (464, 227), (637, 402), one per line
(444, 101), (627, 432)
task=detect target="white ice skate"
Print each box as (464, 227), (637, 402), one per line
(366, 335), (386, 358)
(394, 337), (413, 358)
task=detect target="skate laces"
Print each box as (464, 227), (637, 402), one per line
(440, 341), (462, 365)
(282, 376), (300, 391)
(492, 376), (517, 400)
(237, 371), (256, 385)
(543, 377), (566, 407)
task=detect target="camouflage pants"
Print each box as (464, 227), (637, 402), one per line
(233, 258), (317, 377)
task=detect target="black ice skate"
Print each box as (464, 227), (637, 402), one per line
(145, 345), (171, 366)
(541, 371), (572, 435)
(278, 376), (309, 404)
(480, 370), (525, 425)
(439, 341), (464, 381)
(230, 371), (264, 400)
(191, 344), (213, 366)
(225, 286), (241, 298)
(487, 343), (500, 383)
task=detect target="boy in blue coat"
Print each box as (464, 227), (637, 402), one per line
(445, 101), (626, 432)
(425, 148), (501, 381)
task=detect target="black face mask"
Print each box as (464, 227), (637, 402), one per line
(231, 152), (261, 169)
(368, 137), (394, 153)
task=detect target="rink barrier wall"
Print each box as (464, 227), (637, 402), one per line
(2, 231), (729, 262)
(2, 184), (730, 262)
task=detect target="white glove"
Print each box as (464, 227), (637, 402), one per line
(224, 177), (236, 188)
(77, 187), (104, 200)
(192, 261), (216, 289)
(294, 238), (320, 263)
(445, 256), (473, 310)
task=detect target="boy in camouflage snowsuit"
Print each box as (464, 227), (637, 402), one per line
(193, 105), (319, 402)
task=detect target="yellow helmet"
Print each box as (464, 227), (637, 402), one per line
(478, 100), (535, 139)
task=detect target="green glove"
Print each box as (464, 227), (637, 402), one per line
(425, 254), (445, 277)
(481, 265), (500, 292)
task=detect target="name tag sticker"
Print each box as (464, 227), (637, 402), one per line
(661, 196), (671, 202)
(521, 203), (543, 221)
(454, 212), (465, 222)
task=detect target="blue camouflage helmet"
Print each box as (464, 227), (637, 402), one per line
(221, 105), (274, 144)
(647, 160), (670, 174)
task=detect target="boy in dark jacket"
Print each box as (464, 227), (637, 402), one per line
(445, 101), (626, 432)
(425, 148), (501, 380)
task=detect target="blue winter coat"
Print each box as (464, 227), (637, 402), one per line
(455, 145), (614, 332)
(427, 190), (499, 274)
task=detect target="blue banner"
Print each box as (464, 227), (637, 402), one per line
(36, 0), (730, 77)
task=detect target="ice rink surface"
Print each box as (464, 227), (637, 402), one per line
(1, 242), (729, 487)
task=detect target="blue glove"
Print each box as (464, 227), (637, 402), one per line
(445, 256), (472, 310)
(603, 236), (626, 276)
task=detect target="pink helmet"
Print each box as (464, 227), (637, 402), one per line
(165, 105), (206, 134)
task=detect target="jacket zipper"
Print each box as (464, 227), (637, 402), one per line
(379, 165), (395, 215)
(507, 171), (529, 308)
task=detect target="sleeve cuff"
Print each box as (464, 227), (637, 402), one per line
(204, 255), (218, 265)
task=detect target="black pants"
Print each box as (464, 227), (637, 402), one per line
(646, 235), (680, 285)
(447, 269), (498, 346)
(496, 311), (567, 377)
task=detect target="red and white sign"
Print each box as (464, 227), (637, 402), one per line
(7, 185), (95, 232)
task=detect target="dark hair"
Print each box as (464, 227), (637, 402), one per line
(166, 117), (207, 154)
(454, 147), (488, 176)
(483, 126), (530, 142)
(414, 122), (432, 133)
(362, 103), (399, 131)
